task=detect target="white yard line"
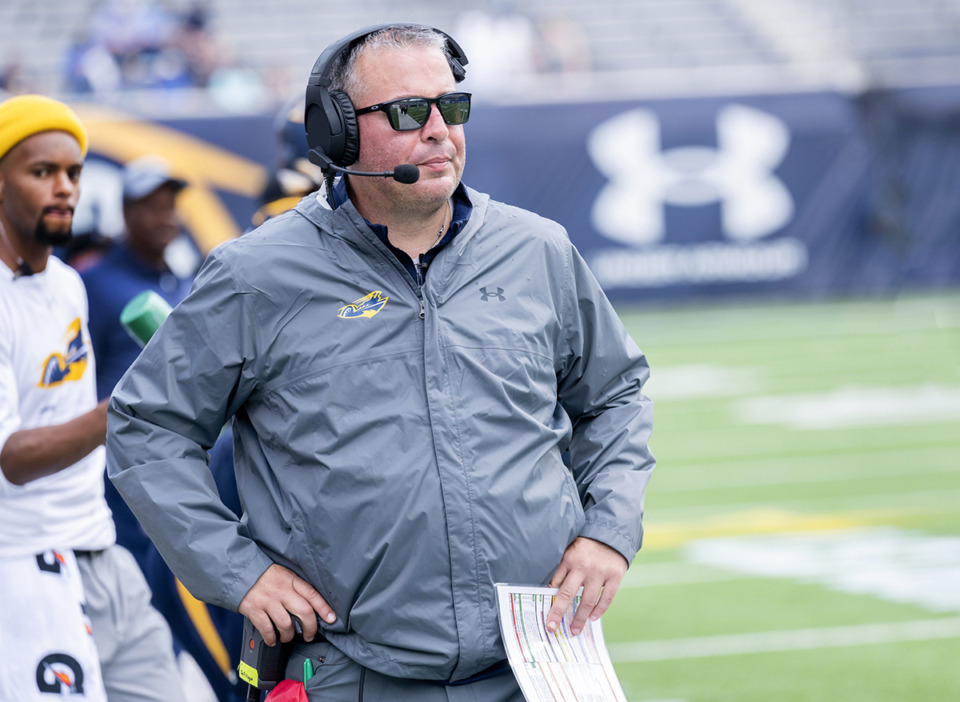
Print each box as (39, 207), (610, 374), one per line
(685, 528), (960, 613)
(653, 447), (958, 494)
(609, 618), (960, 662)
(733, 384), (960, 430)
(649, 486), (960, 524)
(621, 562), (748, 588)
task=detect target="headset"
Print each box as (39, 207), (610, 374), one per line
(304, 23), (468, 176)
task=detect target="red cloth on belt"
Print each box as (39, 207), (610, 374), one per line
(265, 679), (308, 701)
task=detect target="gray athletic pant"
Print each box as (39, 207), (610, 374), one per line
(76, 546), (186, 701)
(285, 640), (525, 702)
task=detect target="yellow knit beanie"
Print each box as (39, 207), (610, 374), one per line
(0, 94), (88, 163)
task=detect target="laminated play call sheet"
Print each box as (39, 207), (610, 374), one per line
(495, 584), (628, 702)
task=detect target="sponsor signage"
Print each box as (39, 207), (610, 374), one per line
(75, 86), (960, 302)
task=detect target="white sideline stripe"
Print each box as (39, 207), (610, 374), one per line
(733, 384), (960, 430)
(655, 448), (958, 494)
(652, 486), (960, 522)
(609, 618), (960, 662)
(621, 567), (747, 588)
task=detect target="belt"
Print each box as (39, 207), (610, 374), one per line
(293, 635), (510, 687)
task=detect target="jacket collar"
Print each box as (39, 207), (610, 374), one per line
(293, 182), (490, 255)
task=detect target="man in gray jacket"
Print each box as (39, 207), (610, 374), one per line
(107, 23), (655, 701)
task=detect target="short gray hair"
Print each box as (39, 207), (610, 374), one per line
(330, 26), (452, 100)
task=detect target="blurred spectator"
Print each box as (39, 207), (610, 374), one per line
(454, 0), (539, 90)
(0, 58), (33, 94)
(80, 156), (191, 411)
(258, 61), (299, 104)
(168, 3), (226, 88)
(63, 32), (123, 94)
(76, 157), (246, 700)
(534, 13), (593, 74)
(251, 95), (326, 227)
(87, 0), (182, 89)
(454, 3), (594, 92)
(64, 0), (238, 94)
(87, 0), (178, 60)
(206, 62), (268, 111)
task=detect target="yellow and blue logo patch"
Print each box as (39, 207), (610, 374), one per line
(338, 291), (389, 319)
(38, 318), (89, 388)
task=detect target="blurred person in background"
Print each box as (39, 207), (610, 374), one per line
(533, 12), (593, 74)
(453, 1), (538, 90)
(84, 0), (182, 90)
(0, 93), (183, 701)
(81, 157), (191, 408)
(168, 3), (228, 89)
(79, 156), (246, 700)
(107, 24), (654, 701)
(251, 95), (326, 228)
(0, 58), (34, 95)
(65, 0), (226, 93)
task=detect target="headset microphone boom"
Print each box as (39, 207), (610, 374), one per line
(306, 147), (420, 184)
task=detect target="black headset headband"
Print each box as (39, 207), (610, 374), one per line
(309, 23), (468, 88)
(304, 23), (468, 171)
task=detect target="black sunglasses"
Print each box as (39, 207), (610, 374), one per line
(355, 92), (472, 131)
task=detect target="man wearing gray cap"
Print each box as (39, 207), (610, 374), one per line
(81, 157), (191, 404)
(83, 159), (248, 700)
(80, 156), (193, 571)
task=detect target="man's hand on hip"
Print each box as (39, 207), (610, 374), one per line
(237, 563), (337, 646)
(546, 537), (628, 636)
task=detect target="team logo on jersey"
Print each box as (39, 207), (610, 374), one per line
(338, 291), (389, 319)
(38, 318), (89, 388)
(36, 653), (85, 695)
(35, 550), (67, 574)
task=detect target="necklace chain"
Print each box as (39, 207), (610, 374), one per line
(429, 200), (450, 250)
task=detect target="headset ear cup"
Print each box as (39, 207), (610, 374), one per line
(303, 82), (327, 157)
(331, 90), (360, 166)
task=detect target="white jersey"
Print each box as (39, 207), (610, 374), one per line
(0, 257), (115, 557)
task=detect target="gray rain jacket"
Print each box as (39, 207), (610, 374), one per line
(107, 185), (655, 682)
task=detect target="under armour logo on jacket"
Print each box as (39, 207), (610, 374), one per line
(480, 287), (505, 302)
(588, 105), (794, 246)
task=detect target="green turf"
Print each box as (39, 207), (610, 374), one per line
(606, 291), (960, 701)
(617, 638), (960, 702)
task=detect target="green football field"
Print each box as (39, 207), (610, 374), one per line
(606, 291), (960, 701)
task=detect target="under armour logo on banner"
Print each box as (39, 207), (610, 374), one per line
(480, 287), (505, 302)
(588, 105), (794, 246)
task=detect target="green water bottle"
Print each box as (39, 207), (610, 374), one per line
(120, 290), (173, 348)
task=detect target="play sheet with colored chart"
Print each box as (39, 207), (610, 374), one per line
(496, 584), (628, 702)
